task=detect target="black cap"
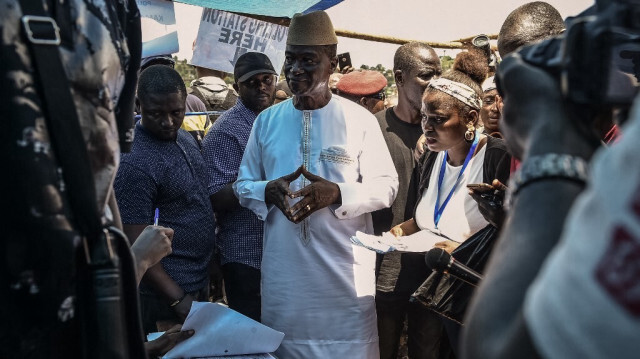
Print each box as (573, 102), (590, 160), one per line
(234, 52), (277, 83)
(141, 54), (175, 71)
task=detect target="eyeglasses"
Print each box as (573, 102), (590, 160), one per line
(368, 92), (386, 101)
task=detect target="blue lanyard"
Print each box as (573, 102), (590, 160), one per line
(434, 134), (480, 228)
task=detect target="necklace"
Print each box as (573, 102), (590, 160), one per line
(434, 134), (479, 228)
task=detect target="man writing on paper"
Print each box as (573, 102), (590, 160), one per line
(114, 65), (216, 334)
(233, 11), (398, 358)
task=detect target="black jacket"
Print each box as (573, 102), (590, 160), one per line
(414, 135), (511, 218)
(411, 136), (512, 325)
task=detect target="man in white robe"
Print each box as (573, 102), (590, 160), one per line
(233, 11), (398, 358)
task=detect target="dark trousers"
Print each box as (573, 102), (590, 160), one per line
(441, 318), (461, 357)
(376, 292), (452, 359)
(139, 285), (209, 334)
(222, 262), (261, 322)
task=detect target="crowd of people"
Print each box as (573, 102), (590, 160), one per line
(3, 0), (639, 358)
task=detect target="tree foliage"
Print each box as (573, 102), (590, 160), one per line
(174, 57), (197, 86)
(440, 55), (454, 72)
(360, 64), (395, 95)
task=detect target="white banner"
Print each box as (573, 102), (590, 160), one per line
(191, 8), (288, 75)
(138, 0), (180, 58)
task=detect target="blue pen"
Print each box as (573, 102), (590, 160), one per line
(154, 208), (160, 226)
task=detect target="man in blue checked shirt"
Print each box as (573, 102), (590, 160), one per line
(202, 52), (277, 321)
(114, 65), (216, 334)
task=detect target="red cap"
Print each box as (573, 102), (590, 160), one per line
(336, 70), (387, 96)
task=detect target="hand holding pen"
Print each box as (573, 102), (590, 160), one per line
(130, 208), (174, 285)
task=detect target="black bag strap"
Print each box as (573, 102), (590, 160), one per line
(17, 2), (147, 358)
(18, 0), (103, 240)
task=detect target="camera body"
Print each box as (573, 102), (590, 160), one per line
(518, 0), (640, 107)
(472, 34), (498, 69)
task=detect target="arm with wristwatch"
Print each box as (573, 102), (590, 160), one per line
(124, 224), (195, 321)
(461, 52), (601, 358)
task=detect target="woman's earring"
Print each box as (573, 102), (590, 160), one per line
(465, 123), (475, 142)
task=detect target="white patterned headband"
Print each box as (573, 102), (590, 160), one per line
(482, 76), (497, 92)
(428, 78), (482, 110)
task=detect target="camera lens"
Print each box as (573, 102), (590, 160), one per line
(472, 35), (489, 48)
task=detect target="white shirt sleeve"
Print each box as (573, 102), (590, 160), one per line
(332, 115), (398, 219)
(233, 118), (271, 221)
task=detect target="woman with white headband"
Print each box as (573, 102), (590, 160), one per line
(389, 50), (511, 355)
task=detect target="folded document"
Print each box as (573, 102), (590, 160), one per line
(161, 302), (284, 358)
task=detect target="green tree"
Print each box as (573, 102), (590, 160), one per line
(383, 69), (394, 85)
(174, 57), (197, 87)
(359, 63), (396, 96)
(440, 55), (454, 72)
(223, 75), (234, 85)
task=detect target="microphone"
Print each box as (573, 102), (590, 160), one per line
(425, 248), (482, 287)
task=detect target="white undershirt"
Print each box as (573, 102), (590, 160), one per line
(415, 144), (489, 243)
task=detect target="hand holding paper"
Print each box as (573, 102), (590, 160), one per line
(162, 302), (284, 358)
(351, 230), (453, 253)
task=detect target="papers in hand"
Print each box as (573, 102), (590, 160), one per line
(350, 230), (450, 253)
(350, 231), (398, 253)
(162, 302), (284, 358)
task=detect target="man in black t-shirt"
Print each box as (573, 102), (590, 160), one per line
(372, 42), (449, 359)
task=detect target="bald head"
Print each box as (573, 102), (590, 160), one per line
(394, 42), (441, 74)
(393, 42), (442, 119)
(498, 1), (565, 57)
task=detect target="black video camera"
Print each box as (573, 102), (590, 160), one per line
(472, 34), (498, 69)
(517, 0), (640, 107)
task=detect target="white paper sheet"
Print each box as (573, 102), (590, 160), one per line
(163, 302), (284, 359)
(147, 331), (164, 342)
(138, 0), (179, 57)
(191, 9), (287, 75)
(350, 230), (452, 253)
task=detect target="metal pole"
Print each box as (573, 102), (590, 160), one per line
(333, 29), (465, 49)
(230, 11), (487, 50)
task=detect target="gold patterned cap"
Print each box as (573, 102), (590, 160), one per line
(287, 11), (338, 46)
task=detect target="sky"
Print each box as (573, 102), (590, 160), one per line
(174, 0), (594, 69)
